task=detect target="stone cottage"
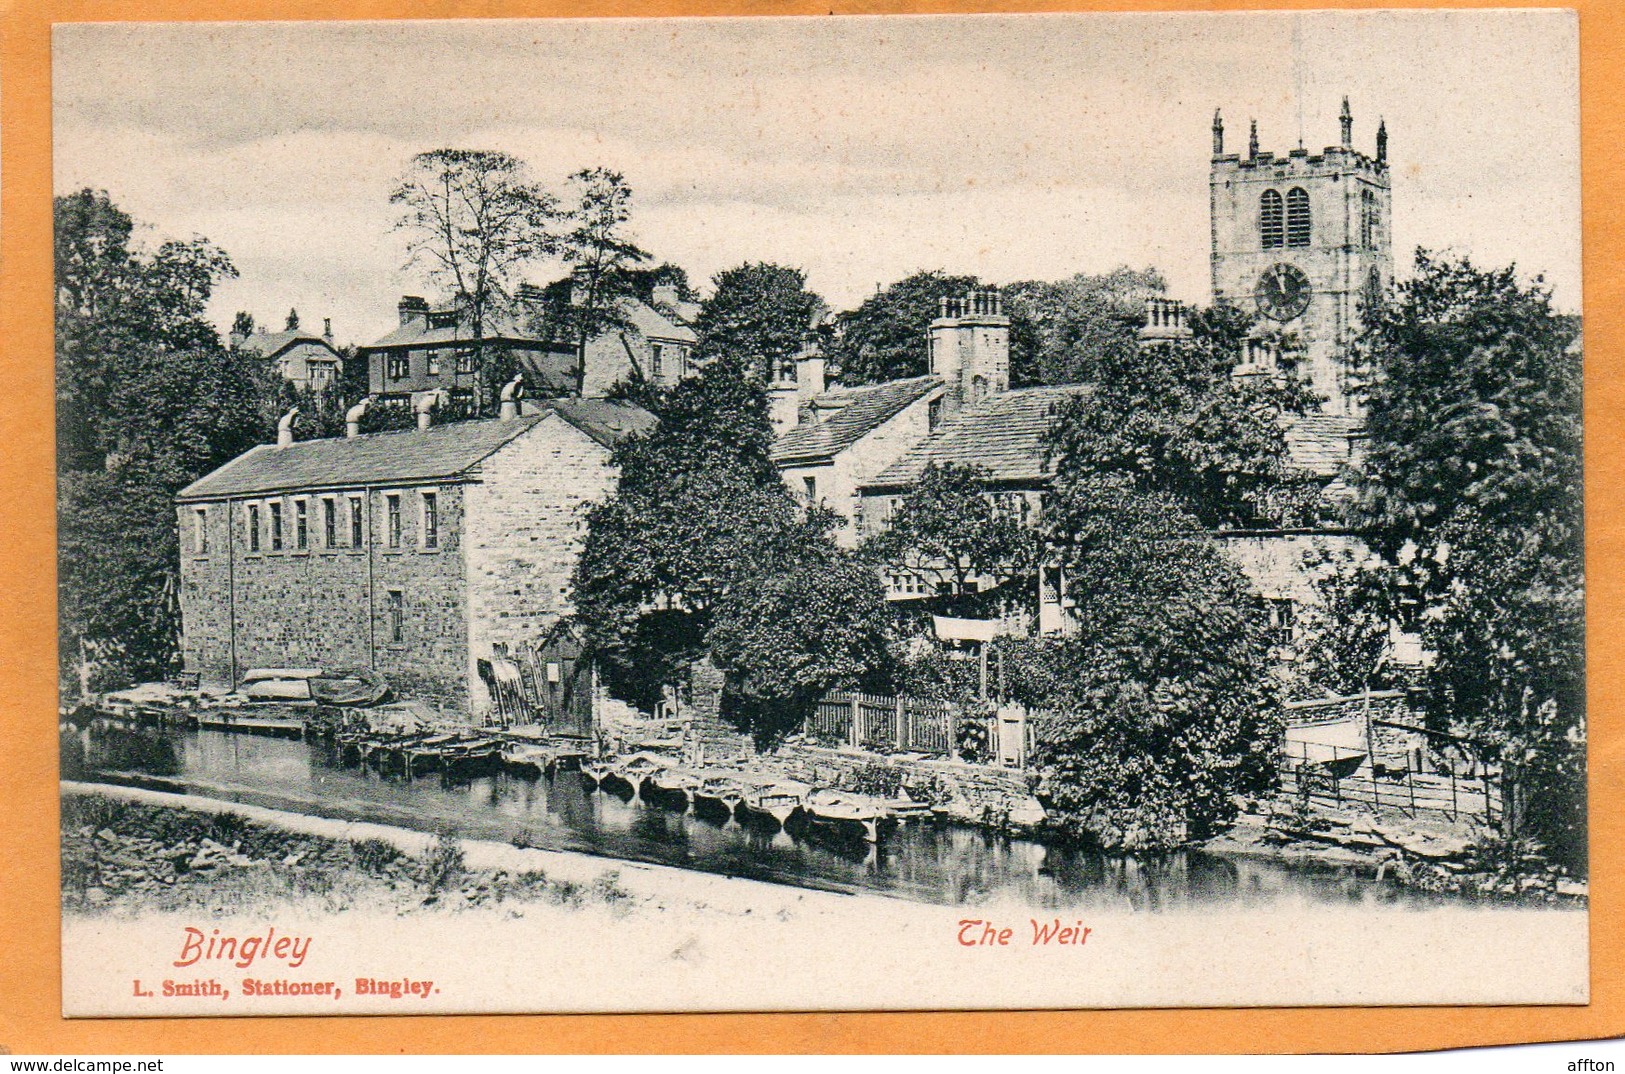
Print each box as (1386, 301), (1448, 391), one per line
(174, 398), (654, 721)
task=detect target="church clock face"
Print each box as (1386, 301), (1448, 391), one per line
(1255, 263), (1311, 321)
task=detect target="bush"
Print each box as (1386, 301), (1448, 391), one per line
(418, 834), (466, 893)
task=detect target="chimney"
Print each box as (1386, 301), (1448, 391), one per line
(345, 395), (374, 439)
(652, 281), (680, 309)
(499, 373), (525, 421)
(1137, 298), (1194, 351)
(229, 326), (250, 349)
(413, 389), (447, 431)
(795, 337), (826, 405)
(323, 317), (333, 343)
(398, 295), (429, 328)
(276, 406), (299, 448)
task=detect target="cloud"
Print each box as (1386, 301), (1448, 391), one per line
(52, 10), (1581, 343)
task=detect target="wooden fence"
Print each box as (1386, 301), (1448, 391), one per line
(1278, 739), (1503, 824)
(809, 690), (955, 756)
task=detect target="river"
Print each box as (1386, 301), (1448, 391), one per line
(62, 721), (1449, 910)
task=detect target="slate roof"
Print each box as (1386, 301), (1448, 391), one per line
(177, 402), (653, 501)
(623, 300), (697, 345)
(362, 311), (548, 351)
(238, 330), (341, 362)
(1284, 414), (1363, 478)
(862, 385), (1092, 491)
(521, 397), (658, 449)
(770, 376), (942, 466)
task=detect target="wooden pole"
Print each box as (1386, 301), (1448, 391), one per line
(850, 693), (861, 749)
(895, 694), (906, 751)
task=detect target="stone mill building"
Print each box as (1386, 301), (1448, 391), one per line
(174, 398), (653, 723)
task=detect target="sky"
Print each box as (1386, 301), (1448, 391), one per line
(53, 11), (1580, 348)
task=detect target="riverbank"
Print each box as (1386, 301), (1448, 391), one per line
(60, 780), (884, 921)
(1203, 797), (1588, 905)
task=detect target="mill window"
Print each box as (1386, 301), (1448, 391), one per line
(247, 503), (261, 552)
(323, 498), (337, 548)
(1260, 189), (1284, 249)
(269, 501), (284, 551)
(422, 491), (439, 549)
(1286, 187), (1311, 248)
(193, 507), (208, 554)
(387, 590), (404, 644)
(349, 497), (364, 548)
(386, 494), (402, 548)
(294, 498), (308, 550)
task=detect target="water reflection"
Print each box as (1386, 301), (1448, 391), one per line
(63, 722), (1441, 910)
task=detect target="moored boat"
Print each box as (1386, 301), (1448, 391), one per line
(645, 766), (702, 810)
(692, 774), (748, 818)
(604, 752), (672, 797)
(802, 788), (890, 843)
(740, 781), (808, 829)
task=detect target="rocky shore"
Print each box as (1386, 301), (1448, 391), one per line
(1205, 797), (1588, 905)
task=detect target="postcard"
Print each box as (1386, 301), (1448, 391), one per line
(52, 9), (1587, 1018)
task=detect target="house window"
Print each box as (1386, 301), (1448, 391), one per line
(294, 499), (308, 550)
(427, 351), (442, 376)
(269, 501), (284, 551)
(193, 507), (208, 554)
(387, 353), (409, 380)
(1260, 189), (1284, 249)
(323, 498), (337, 548)
(349, 497), (364, 548)
(803, 476), (817, 504)
(455, 348), (476, 375)
(422, 491), (439, 549)
(928, 396), (945, 431)
(386, 494), (402, 548)
(1267, 598), (1296, 646)
(651, 344), (665, 379)
(387, 590), (404, 644)
(1286, 187), (1311, 247)
(247, 503), (261, 552)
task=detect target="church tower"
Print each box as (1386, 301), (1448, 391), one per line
(1210, 99), (1392, 415)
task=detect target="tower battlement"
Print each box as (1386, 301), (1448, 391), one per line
(1209, 99), (1393, 416)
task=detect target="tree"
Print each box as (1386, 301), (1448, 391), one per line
(1003, 266), (1166, 387)
(863, 462), (1040, 612)
(1047, 311), (1318, 530)
(573, 356), (888, 739)
(1353, 251), (1583, 871)
(830, 270), (985, 384)
(391, 149), (559, 413)
(56, 190), (270, 694)
(554, 168), (650, 390)
(1029, 475), (1281, 850)
(692, 263), (825, 381)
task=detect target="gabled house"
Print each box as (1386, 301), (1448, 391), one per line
(359, 286), (699, 406)
(232, 316), (344, 392)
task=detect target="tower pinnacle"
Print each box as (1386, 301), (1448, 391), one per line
(1212, 109), (1224, 156)
(1340, 96), (1353, 148)
(1376, 118), (1388, 165)
(1248, 119), (1259, 160)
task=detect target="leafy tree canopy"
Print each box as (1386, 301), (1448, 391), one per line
(862, 462), (1042, 611)
(692, 262), (825, 382)
(1003, 266), (1166, 387)
(1048, 312), (1318, 530)
(573, 356), (889, 733)
(1029, 475), (1281, 849)
(830, 270), (985, 385)
(1352, 251), (1584, 868)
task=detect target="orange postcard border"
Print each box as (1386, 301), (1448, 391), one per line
(2, 0), (1621, 1055)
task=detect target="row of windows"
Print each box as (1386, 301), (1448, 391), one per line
(193, 490), (442, 555)
(1259, 188), (1312, 249)
(385, 349), (477, 380)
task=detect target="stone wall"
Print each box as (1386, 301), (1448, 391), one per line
(765, 744), (1045, 829)
(462, 415), (618, 717)
(178, 483), (469, 714)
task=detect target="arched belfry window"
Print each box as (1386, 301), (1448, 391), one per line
(1286, 187), (1311, 247)
(1260, 189), (1284, 249)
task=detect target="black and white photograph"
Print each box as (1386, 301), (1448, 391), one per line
(52, 9), (1586, 1015)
